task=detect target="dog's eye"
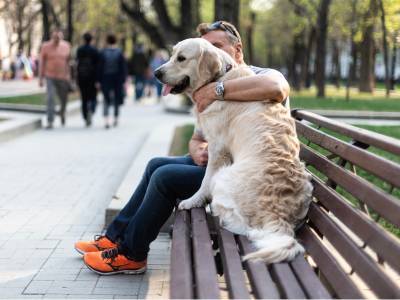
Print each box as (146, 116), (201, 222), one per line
(177, 55), (186, 62)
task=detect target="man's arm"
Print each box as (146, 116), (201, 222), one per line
(38, 45), (46, 87)
(193, 69), (290, 113)
(189, 132), (208, 166)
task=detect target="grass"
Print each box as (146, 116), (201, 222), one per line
(171, 122), (400, 237)
(291, 85), (400, 111)
(0, 92), (80, 106)
(169, 124), (195, 156)
(0, 93), (47, 105)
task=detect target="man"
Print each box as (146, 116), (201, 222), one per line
(39, 29), (71, 129)
(75, 21), (290, 275)
(129, 43), (149, 102)
(98, 34), (128, 129)
(76, 32), (99, 127)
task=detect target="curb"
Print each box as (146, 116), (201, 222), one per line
(0, 100), (81, 143)
(105, 122), (186, 233)
(0, 112), (42, 143)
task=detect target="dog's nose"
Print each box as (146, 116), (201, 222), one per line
(154, 68), (163, 80)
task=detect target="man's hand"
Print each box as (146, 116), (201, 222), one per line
(190, 142), (208, 166)
(189, 132), (209, 166)
(193, 82), (217, 113)
(39, 78), (44, 87)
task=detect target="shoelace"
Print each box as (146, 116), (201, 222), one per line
(94, 234), (105, 242)
(101, 247), (119, 260)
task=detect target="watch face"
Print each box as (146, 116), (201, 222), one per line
(216, 83), (224, 96)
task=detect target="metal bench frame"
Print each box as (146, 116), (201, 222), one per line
(170, 110), (400, 299)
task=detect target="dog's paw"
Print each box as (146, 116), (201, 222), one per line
(178, 199), (195, 210)
(178, 197), (205, 210)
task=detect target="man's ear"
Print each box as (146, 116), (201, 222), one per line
(235, 43), (243, 62)
(197, 49), (222, 84)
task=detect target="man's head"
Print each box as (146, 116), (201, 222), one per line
(197, 21), (243, 64)
(106, 34), (117, 46)
(83, 32), (93, 45)
(51, 29), (64, 44)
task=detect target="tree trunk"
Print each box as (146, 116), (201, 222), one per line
(315, 0), (331, 98)
(180, 0), (194, 38)
(246, 12), (256, 65)
(290, 32), (306, 91)
(16, 1), (25, 51)
(40, 0), (51, 42)
(214, 0), (240, 30)
(346, 0), (357, 101)
(304, 27), (316, 89)
(331, 39), (341, 89)
(67, 0), (73, 43)
(193, 0), (200, 26)
(378, 0), (390, 97)
(359, 0), (378, 93)
(390, 38), (397, 90)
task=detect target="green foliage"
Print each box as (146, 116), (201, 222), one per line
(291, 85), (400, 111)
(169, 124), (195, 156)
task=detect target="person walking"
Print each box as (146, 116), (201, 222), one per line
(75, 21), (290, 275)
(98, 34), (127, 129)
(128, 43), (148, 102)
(149, 49), (168, 101)
(39, 29), (71, 129)
(76, 32), (99, 127)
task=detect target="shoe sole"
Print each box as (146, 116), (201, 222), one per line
(74, 247), (85, 255)
(84, 261), (147, 275)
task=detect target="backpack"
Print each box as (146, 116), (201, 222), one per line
(102, 48), (121, 75)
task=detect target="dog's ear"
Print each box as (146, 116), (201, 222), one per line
(197, 49), (222, 84)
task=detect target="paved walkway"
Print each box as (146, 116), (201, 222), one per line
(0, 102), (192, 299)
(0, 79), (45, 97)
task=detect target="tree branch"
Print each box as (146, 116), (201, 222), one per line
(120, 0), (166, 48)
(152, 0), (179, 34)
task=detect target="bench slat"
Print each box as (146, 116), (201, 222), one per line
(191, 208), (220, 299)
(300, 144), (400, 228)
(308, 203), (400, 298)
(170, 210), (193, 299)
(298, 226), (364, 299)
(236, 235), (281, 299)
(270, 263), (307, 299)
(289, 255), (332, 299)
(310, 174), (400, 274)
(296, 120), (400, 188)
(293, 110), (400, 156)
(214, 220), (250, 299)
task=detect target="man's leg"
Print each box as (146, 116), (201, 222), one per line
(54, 79), (69, 126)
(119, 163), (206, 261)
(79, 82), (89, 122)
(105, 156), (197, 242)
(45, 78), (56, 127)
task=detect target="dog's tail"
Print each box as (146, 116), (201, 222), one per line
(243, 228), (304, 264)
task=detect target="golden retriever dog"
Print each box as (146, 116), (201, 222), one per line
(155, 38), (313, 263)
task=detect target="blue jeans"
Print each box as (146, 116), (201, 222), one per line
(106, 156), (206, 261)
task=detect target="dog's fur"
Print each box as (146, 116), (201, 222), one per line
(156, 38), (313, 263)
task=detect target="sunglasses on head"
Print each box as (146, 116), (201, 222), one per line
(208, 21), (240, 41)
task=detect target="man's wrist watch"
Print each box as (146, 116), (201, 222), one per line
(215, 81), (225, 100)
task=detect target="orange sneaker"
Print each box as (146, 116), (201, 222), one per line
(74, 235), (117, 255)
(83, 247), (147, 275)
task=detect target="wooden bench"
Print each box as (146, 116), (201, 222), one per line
(170, 110), (400, 299)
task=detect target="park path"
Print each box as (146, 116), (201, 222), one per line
(0, 102), (192, 299)
(0, 79), (45, 97)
